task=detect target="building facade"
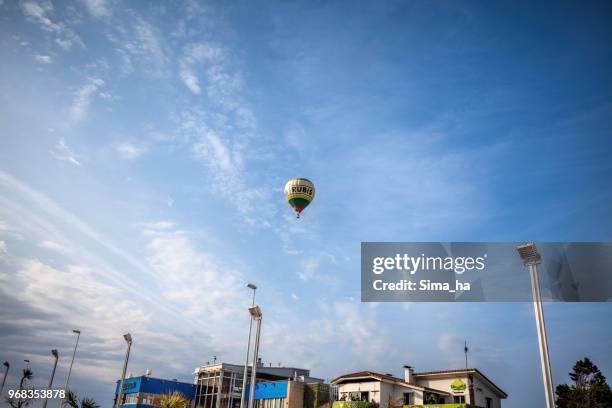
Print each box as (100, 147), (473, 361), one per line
(113, 375), (197, 408)
(412, 368), (507, 408)
(332, 366), (507, 408)
(193, 361), (323, 408)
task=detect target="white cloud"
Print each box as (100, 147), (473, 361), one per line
(180, 70), (201, 94)
(98, 91), (113, 99)
(179, 43), (224, 94)
(291, 293), (299, 300)
(34, 54), (52, 64)
(114, 142), (147, 159)
(139, 220), (175, 231)
(20, 0), (83, 50)
(38, 240), (66, 254)
(20, 0), (61, 32)
(109, 18), (167, 75)
(50, 137), (81, 166)
(70, 78), (104, 121)
(297, 258), (319, 281)
(0, 240), (7, 254)
(79, 0), (111, 18)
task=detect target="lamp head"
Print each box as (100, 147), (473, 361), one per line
(248, 305), (262, 319)
(517, 242), (541, 265)
(123, 333), (132, 343)
(73, 329), (81, 334)
(3, 361), (9, 368)
(51, 349), (58, 358)
(246, 283), (257, 290)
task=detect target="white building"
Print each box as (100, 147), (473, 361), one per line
(332, 366), (507, 408)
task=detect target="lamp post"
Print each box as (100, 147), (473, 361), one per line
(116, 333), (133, 408)
(517, 243), (555, 408)
(65, 329), (81, 393)
(247, 305), (263, 408)
(1, 361), (9, 397)
(240, 283), (257, 408)
(42, 349), (59, 408)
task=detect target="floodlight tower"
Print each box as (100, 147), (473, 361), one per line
(247, 305), (263, 408)
(116, 333), (133, 408)
(42, 349), (59, 408)
(65, 329), (81, 392)
(240, 283), (257, 408)
(517, 243), (555, 408)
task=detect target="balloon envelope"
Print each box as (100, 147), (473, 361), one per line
(284, 178), (315, 217)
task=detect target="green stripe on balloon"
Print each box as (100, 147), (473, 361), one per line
(288, 197), (311, 211)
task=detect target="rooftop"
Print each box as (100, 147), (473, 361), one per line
(330, 371), (450, 396)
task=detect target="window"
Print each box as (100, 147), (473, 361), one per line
(403, 393), (413, 405)
(486, 397), (492, 408)
(453, 395), (465, 403)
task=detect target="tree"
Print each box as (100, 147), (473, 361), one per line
(556, 358), (612, 408)
(62, 390), (100, 408)
(6, 368), (34, 408)
(159, 392), (190, 408)
(18, 368), (32, 391)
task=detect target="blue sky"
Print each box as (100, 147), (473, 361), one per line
(1, 0), (611, 407)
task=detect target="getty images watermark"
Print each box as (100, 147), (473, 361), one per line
(361, 242), (612, 302)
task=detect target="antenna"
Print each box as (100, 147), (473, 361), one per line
(464, 340), (469, 370)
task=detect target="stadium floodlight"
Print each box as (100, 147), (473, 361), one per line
(248, 305), (263, 408)
(117, 333), (133, 408)
(517, 242), (542, 264)
(64, 329), (81, 393)
(248, 305), (262, 319)
(517, 243), (554, 408)
(42, 350), (59, 408)
(240, 283), (258, 408)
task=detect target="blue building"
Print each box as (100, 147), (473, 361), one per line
(114, 375), (197, 408)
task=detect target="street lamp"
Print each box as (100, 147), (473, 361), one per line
(240, 283), (257, 408)
(42, 349), (59, 408)
(1, 361), (9, 397)
(517, 242), (555, 408)
(247, 305), (263, 408)
(65, 329), (81, 393)
(116, 333), (133, 408)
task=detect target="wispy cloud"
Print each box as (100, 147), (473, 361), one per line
(79, 0), (111, 18)
(50, 137), (82, 166)
(34, 53), (52, 64)
(70, 78), (104, 121)
(19, 0), (83, 50)
(179, 43), (224, 94)
(297, 257), (319, 281)
(38, 239), (67, 254)
(114, 142), (147, 159)
(108, 17), (168, 76)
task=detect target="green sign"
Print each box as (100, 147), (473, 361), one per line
(450, 379), (466, 391)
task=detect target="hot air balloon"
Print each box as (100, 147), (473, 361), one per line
(284, 178), (315, 218)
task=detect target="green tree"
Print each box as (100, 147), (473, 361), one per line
(159, 392), (190, 408)
(556, 358), (612, 408)
(62, 389), (100, 408)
